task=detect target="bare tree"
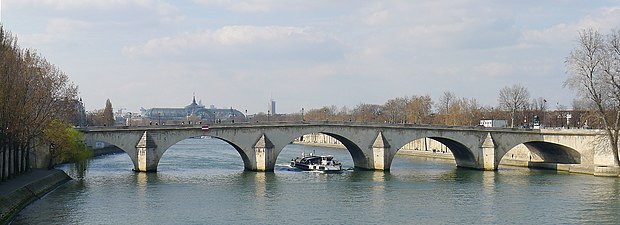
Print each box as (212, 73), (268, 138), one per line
(352, 103), (382, 122)
(565, 28), (620, 166)
(498, 84), (530, 127)
(406, 95), (433, 124)
(383, 97), (408, 123)
(437, 91), (455, 115)
(531, 97), (548, 112)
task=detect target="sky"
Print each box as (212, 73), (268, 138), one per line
(2, 1), (620, 114)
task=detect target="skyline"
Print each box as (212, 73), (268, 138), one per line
(3, 1), (620, 114)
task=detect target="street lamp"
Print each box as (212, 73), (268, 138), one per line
(129, 112), (132, 126)
(301, 108), (304, 121)
(245, 109), (248, 122)
(230, 107), (235, 123)
(268, 110), (271, 122)
(158, 112), (161, 126)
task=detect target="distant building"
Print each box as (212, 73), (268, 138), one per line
(140, 96), (244, 124)
(72, 98), (87, 127)
(479, 119), (507, 128)
(269, 99), (276, 115)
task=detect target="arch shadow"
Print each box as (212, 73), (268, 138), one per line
(522, 141), (581, 164)
(283, 132), (366, 170)
(429, 137), (477, 168)
(210, 137), (253, 170)
(395, 136), (477, 169)
(321, 132), (366, 168)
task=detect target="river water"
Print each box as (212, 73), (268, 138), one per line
(11, 138), (620, 224)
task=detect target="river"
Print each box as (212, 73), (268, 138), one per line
(11, 137), (620, 224)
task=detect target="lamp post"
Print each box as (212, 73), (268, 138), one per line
(268, 110), (271, 122)
(231, 107), (235, 123)
(158, 112), (161, 126)
(245, 109), (248, 122)
(301, 108), (304, 121)
(129, 112), (132, 126)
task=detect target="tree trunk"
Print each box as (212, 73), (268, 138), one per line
(25, 140), (31, 171)
(13, 142), (19, 176)
(8, 140), (13, 179)
(48, 145), (55, 170)
(2, 142), (6, 181)
(21, 142), (28, 173)
(0, 142), (4, 181)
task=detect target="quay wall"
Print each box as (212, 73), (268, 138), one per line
(0, 170), (71, 224)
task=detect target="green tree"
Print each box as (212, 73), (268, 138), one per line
(103, 99), (114, 126)
(43, 119), (93, 169)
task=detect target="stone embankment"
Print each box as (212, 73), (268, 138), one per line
(0, 169), (71, 224)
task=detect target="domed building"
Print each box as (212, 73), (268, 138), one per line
(140, 96), (244, 124)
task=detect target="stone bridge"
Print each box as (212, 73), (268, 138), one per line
(78, 122), (613, 173)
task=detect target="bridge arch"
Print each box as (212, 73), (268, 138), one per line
(209, 137), (253, 170)
(270, 129), (368, 171)
(155, 135), (253, 171)
(522, 141), (581, 164)
(430, 137), (477, 167)
(495, 138), (582, 168)
(393, 136), (477, 169)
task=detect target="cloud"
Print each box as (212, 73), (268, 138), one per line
(123, 25), (332, 57)
(23, 18), (90, 44)
(519, 7), (620, 48)
(473, 62), (514, 77)
(5, 0), (176, 15)
(192, 0), (324, 12)
(9, 0), (154, 9)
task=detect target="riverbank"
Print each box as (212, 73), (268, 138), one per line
(0, 169), (71, 224)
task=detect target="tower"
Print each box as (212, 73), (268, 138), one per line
(269, 99), (276, 115)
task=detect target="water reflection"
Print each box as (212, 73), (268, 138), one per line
(251, 172), (268, 221)
(65, 160), (90, 179)
(370, 171), (387, 220)
(477, 171), (498, 224)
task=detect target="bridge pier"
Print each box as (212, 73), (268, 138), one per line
(252, 134), (275, 172)
(134, 131), (159, 172)
(370, 132), (393, 171)
(479, 133), (497, 171)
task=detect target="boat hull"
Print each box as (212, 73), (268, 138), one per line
(290, 163), (342, 172)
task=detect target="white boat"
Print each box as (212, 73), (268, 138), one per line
(289, 151), (343, 172)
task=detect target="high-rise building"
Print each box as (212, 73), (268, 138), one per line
(269, 99), (276, 115)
